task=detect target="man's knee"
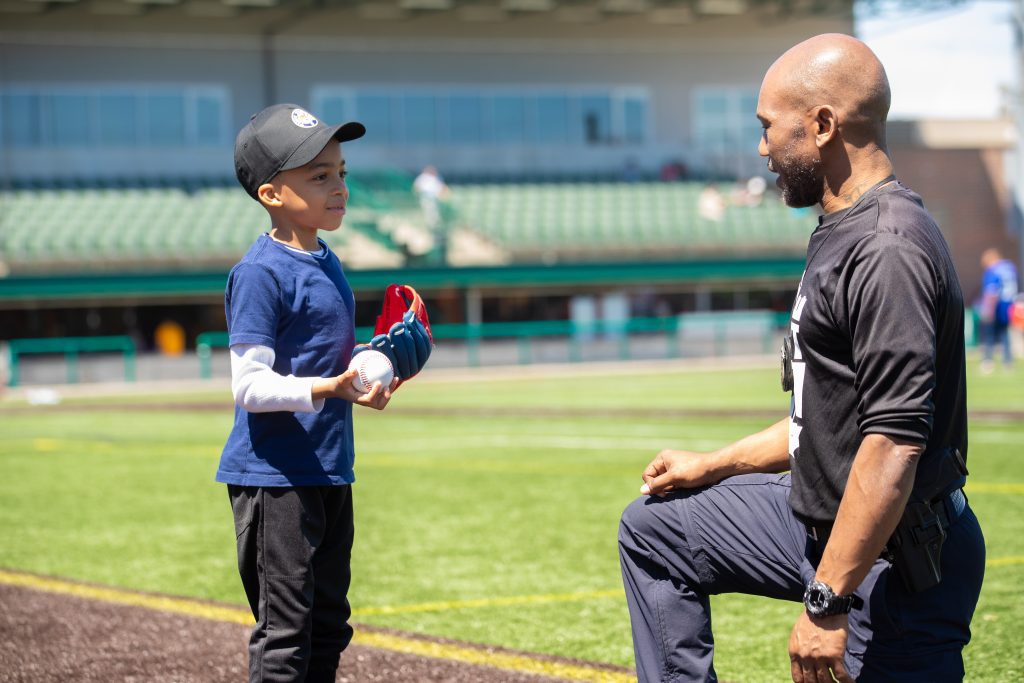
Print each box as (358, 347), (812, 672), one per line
(619, 495), (656, 546)
(619, 494), (689, 555)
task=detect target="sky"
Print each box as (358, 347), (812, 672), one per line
(856, 0), (1017, 120)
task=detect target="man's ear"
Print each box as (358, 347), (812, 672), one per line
(813, 105), (839, 148)
(257, 183), (282, 207)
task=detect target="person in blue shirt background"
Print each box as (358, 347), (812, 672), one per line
(219, 103), (429, 682)
(978, 248), (1019, 374)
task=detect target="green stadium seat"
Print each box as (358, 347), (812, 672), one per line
(0, 177), (411, 271)
(447, 180), (811, 259)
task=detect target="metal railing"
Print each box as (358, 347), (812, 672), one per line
(196, 331), (230, 380)
(194, 311), (787, 378)
(5, 335), (136, 387)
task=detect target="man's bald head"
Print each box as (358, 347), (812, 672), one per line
(762, 33), (890, 147)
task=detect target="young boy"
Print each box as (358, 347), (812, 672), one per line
(218, 104), (426, 682)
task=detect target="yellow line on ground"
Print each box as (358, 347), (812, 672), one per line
(352, 589), (623, 616)
(987, 556), (1024, 568)
(0, 570), (633, 683)
(0, 569), (253, 625)
(966, 482), (1024, 495)
(355, 630), (634, 682)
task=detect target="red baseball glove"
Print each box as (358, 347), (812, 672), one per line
(353, 284), (433, 386)
(374, 284), (432, 341)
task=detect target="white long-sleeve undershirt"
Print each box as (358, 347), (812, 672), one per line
(230, 343), (326, 413)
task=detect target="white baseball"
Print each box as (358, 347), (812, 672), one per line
(348, 350), (395, 394)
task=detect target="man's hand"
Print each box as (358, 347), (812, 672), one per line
(788, 611), (852, 683)
(639, 419), (792, 496)
(640, 450), (719, 496)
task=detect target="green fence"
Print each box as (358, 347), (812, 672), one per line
(194, 311), (788, 378)
(6, 336), (137, 387)
(196, 331), (230, 381)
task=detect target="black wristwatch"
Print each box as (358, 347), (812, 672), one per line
(803, 580), (862, 617)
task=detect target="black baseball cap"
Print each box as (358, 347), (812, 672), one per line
(234, 103), (365, 199)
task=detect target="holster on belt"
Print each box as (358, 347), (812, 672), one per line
(884, 447), (968, 594)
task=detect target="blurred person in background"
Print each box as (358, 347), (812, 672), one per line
(413, 165), (451, 232)
(977, 248), (1018, 373)
(697, 183), (725, 221)
(413, 165), (453, 265)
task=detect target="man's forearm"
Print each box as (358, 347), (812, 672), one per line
(814, 433), (922, 595)
(711, 417), (792, 478)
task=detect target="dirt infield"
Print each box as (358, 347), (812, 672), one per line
(0, 581), (618, 682)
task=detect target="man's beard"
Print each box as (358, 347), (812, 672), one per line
(774, 149), (823, 209)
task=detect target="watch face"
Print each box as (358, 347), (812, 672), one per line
(805, 587), (824, 612)
(803, 581), (834, 616)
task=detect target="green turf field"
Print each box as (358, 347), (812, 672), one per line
(1, 361), (1021, 681)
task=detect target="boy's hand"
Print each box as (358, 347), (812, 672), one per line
(358, 312), (431, 385)
(313, 370), (397, 410)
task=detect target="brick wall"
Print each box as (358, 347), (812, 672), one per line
(889, 145), (1019, 303)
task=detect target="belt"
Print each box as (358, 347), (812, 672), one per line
(805, 488), (967, 547)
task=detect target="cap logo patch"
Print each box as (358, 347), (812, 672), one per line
(291, 108), (318, 129)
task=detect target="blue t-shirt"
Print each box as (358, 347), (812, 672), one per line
(983, 259), (1019, 325)
(216, 234), (357, 486)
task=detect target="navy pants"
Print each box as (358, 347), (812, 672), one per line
(980, 320), (1012, 365)
(618, 473), (985, 682)
(229, 485), (355, 683)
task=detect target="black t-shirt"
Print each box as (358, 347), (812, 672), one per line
(787, 181), (967, 524)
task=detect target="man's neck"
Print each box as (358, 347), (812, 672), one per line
(820, 152), (895, 214)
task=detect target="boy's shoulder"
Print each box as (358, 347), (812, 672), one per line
(227, 235), (280, 288)
(233, 233), (271, 266)
(230, 233), (293, 273)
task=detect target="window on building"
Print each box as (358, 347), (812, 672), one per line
(492, 95), (526, 144)
(448, 95), (483, 144)
(97, 94), (137, 145)
(0, 86), (228, 148)
(403, 95), (437, 143)
(694, 88), (761, 154)
(2, 93), (41, 147)
(355, 94), (392, 144)
(313, 86), (650, 148)
(535, 94), (569, 144)
(49, 94), (92, 145)
(146, 93), (186, 146)
(317, 97), (347, 130)
(623, 96), (647, 144)
(194, 94), (223, 146)
(578, 94), (612, 144)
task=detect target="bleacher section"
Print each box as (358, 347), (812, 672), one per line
(447, 182), (815, 262)
(0, 178), (815, 274)
(0, 175), (419, 273)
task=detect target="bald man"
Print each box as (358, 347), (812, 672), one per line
(618, 34), (985, 682)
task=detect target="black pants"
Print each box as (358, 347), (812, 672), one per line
(619, 474), (985, 682)
(228, 485), (354, 683)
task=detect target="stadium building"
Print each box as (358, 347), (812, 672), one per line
(0, 0), (1017, 382)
